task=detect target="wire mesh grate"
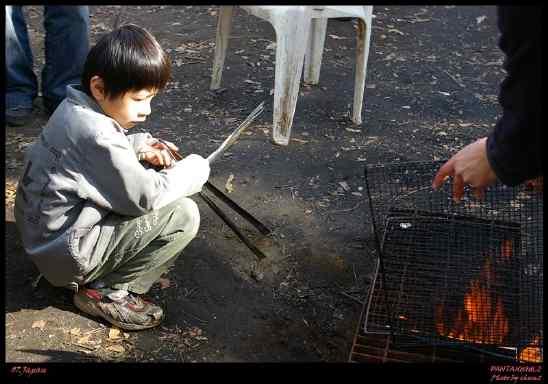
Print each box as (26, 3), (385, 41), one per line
(363, 160), (543, 362)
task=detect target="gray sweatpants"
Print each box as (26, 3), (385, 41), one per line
(80, 197), (200, 294)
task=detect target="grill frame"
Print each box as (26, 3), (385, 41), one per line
(359, 161), (543, 362)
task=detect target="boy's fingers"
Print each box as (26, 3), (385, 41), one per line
(162, 150), (172, 167)
(153, 151), (164, 166)
(164, 140), (179, 152)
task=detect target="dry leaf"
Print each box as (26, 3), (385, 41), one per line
(77, 335), (92, 344)
(31, 320), (46, 330)
(70, 328), (81, 336)
(338, 181), (351, 192)
(108, 328), (122, 340)
(106, 344), (125, 353)
(225, 174), (235, 193)
(476, 15), (487, 25)
(244, 79), (261, 85)
(388, 28), (405, 36)
(158, 277), (171, 290)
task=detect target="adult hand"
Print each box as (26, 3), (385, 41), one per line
(432, 137), (497, 202)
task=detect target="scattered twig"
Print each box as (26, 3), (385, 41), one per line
(339, 291), (364, 305)
(183, 312), (208, 325)
(328, 201), (363, 214)
(31, 273), (43, 289)
(72, 343), (98, 351)
(442, 70), (465, 89)
(352, 263), (358, 285)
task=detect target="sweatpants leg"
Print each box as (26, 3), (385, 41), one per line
(82, 197), (200, 294)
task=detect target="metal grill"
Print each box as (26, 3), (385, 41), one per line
(349, 304), (518, 363)
(361, 160), (543, 362)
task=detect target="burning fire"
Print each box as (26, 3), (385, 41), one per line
(435, 241), (512, 345)
(519, 335), (543, 363)
(435, 239), (543, 362)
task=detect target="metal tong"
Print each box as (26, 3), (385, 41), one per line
(158, 103), (270, 260)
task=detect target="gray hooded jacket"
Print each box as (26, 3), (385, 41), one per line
(14, 85), (210, 287)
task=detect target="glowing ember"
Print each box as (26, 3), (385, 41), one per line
(519, 336), (543, 363)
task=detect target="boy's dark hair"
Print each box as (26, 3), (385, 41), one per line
(82, 24), (171, 99)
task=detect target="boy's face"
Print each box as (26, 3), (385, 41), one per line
(100, 88), (157, 129)
(90, 77), (157, 129)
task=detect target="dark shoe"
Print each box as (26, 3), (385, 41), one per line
(73, 288), (164, 331)
(6, 106), (33, 126)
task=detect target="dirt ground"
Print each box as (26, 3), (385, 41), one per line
(5, 5), (505, 365)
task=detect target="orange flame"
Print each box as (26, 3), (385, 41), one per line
(435, 242), (512, 345)
(435, 240), (543, 362)
(519, 336), (543, 363)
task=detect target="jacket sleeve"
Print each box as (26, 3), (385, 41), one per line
(486, 6), (542, 186)
(78, 127), (210, 216)
(126, 132), (153, 154)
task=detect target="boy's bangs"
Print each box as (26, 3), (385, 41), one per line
(82, 24), (171, 98)
(127, 52), (170, 93)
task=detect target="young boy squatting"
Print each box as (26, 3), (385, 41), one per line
(14, 24), (210, 331)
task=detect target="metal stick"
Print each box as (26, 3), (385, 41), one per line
(207, 101), (265, 164)
(199, 191), (267, 260)
(204, 181), (271, 236)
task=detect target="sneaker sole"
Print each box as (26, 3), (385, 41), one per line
(73, 293), (162, 331)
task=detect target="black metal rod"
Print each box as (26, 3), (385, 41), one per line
(204, 181), (271, 236)
(364, 166), (395, 335)
(199, 191), (266, 260)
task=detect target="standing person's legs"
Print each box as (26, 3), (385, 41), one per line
(5, 5), (38, 125)
(74, 197), (201, 330)
(42, 5), (90, 114)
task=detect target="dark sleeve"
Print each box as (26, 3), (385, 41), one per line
(486, 6), (542, 186)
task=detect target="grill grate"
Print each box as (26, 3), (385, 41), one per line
(350, 296), (518, 363)
(360, 161), (543, 362)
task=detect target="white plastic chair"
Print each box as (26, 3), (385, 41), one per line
(210, 6), (373, 146)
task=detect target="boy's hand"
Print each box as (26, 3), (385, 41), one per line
(138, 138), (181, 169)
(150, 138), (179, 154)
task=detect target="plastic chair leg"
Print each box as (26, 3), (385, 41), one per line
(303, 18), (328, 85)
(271, 10), (310, 145)
(352, 17), (371, 126)
(210, 6), (234, 90)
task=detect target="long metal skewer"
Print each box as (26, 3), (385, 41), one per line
(207, 101), (265, 164)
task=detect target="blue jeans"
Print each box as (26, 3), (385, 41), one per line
(5, 6), (90, 111)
